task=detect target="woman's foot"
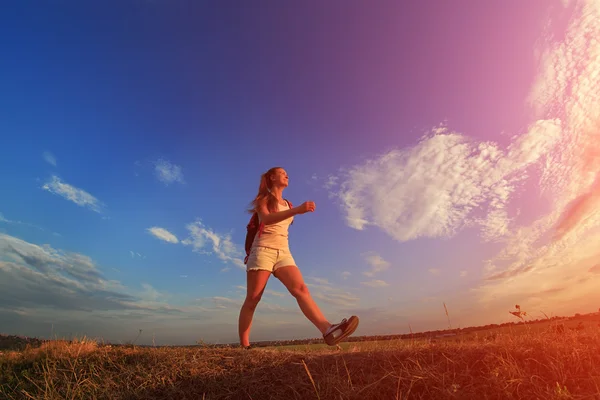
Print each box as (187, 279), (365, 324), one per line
(323, 315), (359, 346)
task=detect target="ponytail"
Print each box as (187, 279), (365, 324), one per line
(247, 167), (281, 214)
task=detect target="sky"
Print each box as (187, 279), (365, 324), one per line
(1, 0), (599, 346)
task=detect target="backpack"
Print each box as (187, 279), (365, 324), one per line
(244, 199), (293, 264)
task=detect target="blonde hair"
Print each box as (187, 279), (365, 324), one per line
(247, 167), (282, 214)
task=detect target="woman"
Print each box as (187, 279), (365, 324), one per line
(238, 166), (359, 348)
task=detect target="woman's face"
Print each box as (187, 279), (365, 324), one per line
(270, 168), (289, 188)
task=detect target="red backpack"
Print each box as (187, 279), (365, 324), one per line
(244, 199), (293, 264)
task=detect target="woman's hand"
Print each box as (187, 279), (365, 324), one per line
(296, 201), (316, 214)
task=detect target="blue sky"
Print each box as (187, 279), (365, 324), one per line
(2, 0), (599, 345)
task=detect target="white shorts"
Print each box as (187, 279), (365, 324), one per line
(246, 246), (296, 273)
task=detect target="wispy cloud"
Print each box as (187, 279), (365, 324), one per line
(470, 1), (600, 310)
(323, 175), (338, 190)
(341, 271), (351, 280)
(306, 278), (359, 307)
(265, 289), (285, 297)
(309, 173), (337, 188)
(553, 174), (600, 242)
(42, 175), (105, 213)
(329, 119), (561, 243)
(139, 283), (170, 302)
(154, 158), (185, 185)
(361, 279), (389, 288)
(147, 227), (179, 244)
(589, 264), (600, 274)
(428, 268), (441, 276)
(182, 220), (244, 269)
(42, 151), (57, 167)
(460, 270), (468, 277)
(0, 233), (179, 315)
(308, 277), (330, 285)
(129, 251), (145, 259)
(362, 252), (390, 277)
(209, 296), (242, 309)
(0, 213), (38, 228)
(530, 1), (600, 217)
(312, 291), (359, 307)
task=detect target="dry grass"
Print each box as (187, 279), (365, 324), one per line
(2, 329), (600, 400)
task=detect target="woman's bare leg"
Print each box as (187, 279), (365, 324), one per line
(274, 265), (331, 334)
(238, 270), (272, 347)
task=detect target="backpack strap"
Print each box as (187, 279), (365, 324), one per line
(284, 199), (294, 225)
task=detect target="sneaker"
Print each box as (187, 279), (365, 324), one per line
(323, 316), (359, 346)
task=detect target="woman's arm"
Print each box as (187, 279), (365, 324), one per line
(256, 200), (315, 225)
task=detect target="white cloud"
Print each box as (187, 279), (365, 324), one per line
(154, 158), (185, 185)
(129, 251), (145, 259)
(341, 271), (351, 280)
(147, 227), (179, 244)
(323, 175), (339, 190)
(471, 1), (600, 311)
(0, 233), (175, 314)
(361, 279), (389, 288)
(362, 252), (390, 277)
(139, 283), (169, 302)
(43, 151), (57, 167)
(309, 173), (338, 190)
(308, 277), (330, 285)
(312, 290), (359, 307)
(460, 270), (468, 277)
(475, 229), (600, 307)
(42, 175), (105, 213)
(330, 119), (561, 243)
(182, 220), (244, 269)
(306, 279), (360, 307)
(0, 213), (53, 235)
(210, 296), (242, 308)
(428, 268), (441, 276)
(531, 1), (600, 216)
(265, 289), (285, 298)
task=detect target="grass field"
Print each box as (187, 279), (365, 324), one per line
(2, 317), (600, 400)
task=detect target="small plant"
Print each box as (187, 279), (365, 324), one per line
(443, 302), (452, 329)
(509, 304), (527, 321)
(132, 329), (143, 345)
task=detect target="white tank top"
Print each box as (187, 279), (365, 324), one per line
(253, 201), (294, 251)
